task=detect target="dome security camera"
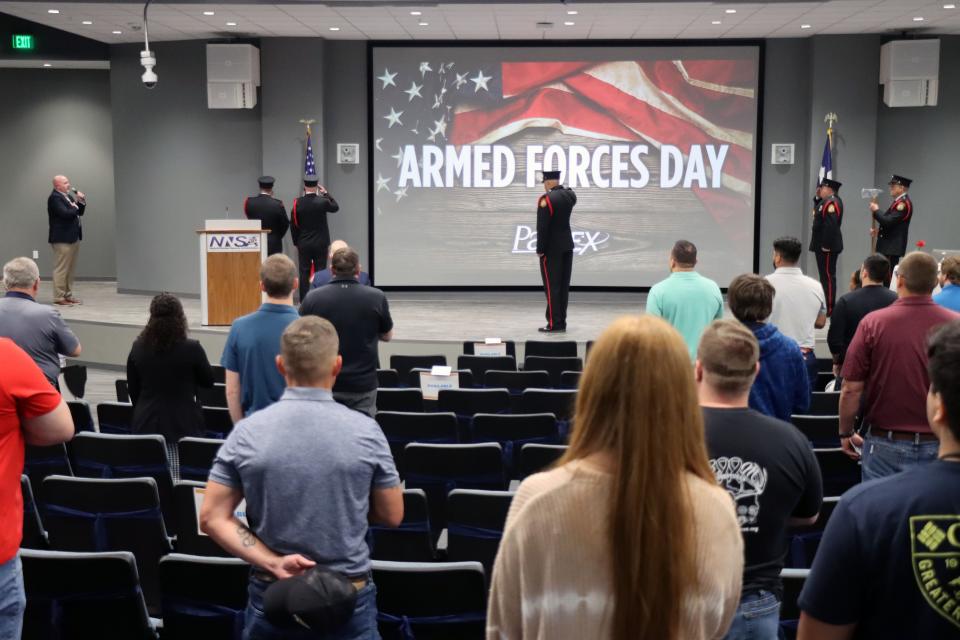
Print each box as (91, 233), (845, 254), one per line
(140, 49), (157, 88)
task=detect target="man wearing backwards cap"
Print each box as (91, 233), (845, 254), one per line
(244, 176), (289, 256)
(535, 170), (577, 332)
(810, 178), (844, 315)
(870, 175), (914, 270)
(291, 174), (339, 302)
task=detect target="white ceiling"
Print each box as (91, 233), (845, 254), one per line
(2, 1), (959, 44)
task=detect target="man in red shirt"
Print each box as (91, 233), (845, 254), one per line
(0, 338), (73, 637)
(840, 252), (960, 480)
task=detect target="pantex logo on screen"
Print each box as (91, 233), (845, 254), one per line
(511, 225), (610, 256)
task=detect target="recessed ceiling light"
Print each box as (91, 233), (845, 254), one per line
(81, 20), (92, 25)
(43, 63), (52, 67)
(418, 21), (429, 26)
(725, 8), (737, 14)
(712, 20), (722, 25)
(112, 30), (122, 34)
(47, 9), (59, 14)
(913, 16), (925, 21)
(328, 26), (340, 31)
(410, 10), (422, 16)
(945, 4), (957, 8)
(801, 24), (812, 29)
(567, 10), (578, 15)
(226, 21), (237, 26)
(202, 11), (215, 16)
(564, 20), (575, 26)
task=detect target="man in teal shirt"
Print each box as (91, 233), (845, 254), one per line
(647, 240), (724, 360)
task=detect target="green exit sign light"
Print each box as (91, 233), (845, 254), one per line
(12, 34), (35, 50)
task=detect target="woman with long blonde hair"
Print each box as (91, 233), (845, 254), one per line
(487, 315), (743, 640)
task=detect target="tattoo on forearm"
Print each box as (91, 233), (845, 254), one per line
(237, 524), (257, 548)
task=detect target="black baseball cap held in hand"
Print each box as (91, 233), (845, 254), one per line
(263, 567), (358, 633)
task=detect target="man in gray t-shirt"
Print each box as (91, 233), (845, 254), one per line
(201, 316), (402, 639)
(0, 257), (80, 388)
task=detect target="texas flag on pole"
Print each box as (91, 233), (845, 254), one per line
(817, 129), (833, 186)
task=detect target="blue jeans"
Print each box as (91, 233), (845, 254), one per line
(0, 555), (25, 640)
(243, 576), (380, 640)
(801, 350), (818, 396)
(723, 590), (781, 640)
(861, 432), (939, 482)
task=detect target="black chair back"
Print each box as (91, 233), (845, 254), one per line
(24, 443), (73, 506)
(437, 389), (511, 427)
(815, 448), (861, 495)
(21, 475), (47, 549)
(522, 356), (582, 387)
(116, 379), (130, 403)
(41, 476), (172, 614)
(446, 489), (514, 577)
(471, 413), (559, 477)
(159, 553), (249, 640)
(519, 444), (568, 478)
(815, 371), (835, 392)
(483, 370), (550, 393)
(376, 388), (424, 412)
(524, 340), (577, 358)
(202, 407), (234, 439)
(197, 384), (228, 409)
(61, 364), (87, 399)
(67, 400), (95, 432)
(211, 365), (226, 384)
(809, 392), (840, 416)
(177, 437), (225, 483)
(96, 402), (135, 435)
(390, 355), (447, 379)
(518, 389), (577, 423)
(559, 370), (581, 389)
(171, 481), (232, 557)
(786, 497), (840, 569)
(369, 489), (435, 562)
(373, 560), (487, 640)
(779, 568), (810, 639)
(408, 368), (474, 389)
(791, 415), (841, 448)
(375, 411), (459, 475)
(21, 549), (156, 640)
(462, 341), (517, 358)
(377, 369), (401, 388)
(456, 355), (516, 384)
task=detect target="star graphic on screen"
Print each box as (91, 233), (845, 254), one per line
(419, 61), (432, 77)
(453, 72), (468, 89)
(432, 118), (447, 138)
(404, 82), (423, 102)
(375, 173), (391, 192)
(374, 137), (383, 151)
(432, 95), (442, 109)
(384, 107), (403, 128)
(377, 68), (397, 89)
(471, 71), (492, 93)
(391, 148), (404, 167)
(394, 186), (408, 202)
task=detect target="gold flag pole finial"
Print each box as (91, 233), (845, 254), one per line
(299, 118), (316, 135)
(824, 112), (838, 145)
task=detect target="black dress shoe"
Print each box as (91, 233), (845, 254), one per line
(538, 325), (567, 333)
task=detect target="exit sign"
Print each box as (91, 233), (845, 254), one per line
(12, 34), (34, 50)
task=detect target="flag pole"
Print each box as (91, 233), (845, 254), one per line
(299, 119), (316, 196)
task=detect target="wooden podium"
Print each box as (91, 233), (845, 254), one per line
(197, 220), (268, 326)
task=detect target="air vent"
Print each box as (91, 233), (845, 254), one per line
(536, 21), (554, 29)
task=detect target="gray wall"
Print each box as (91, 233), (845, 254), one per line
(111, 40), (262, 295)
(0, 68), (116, 278)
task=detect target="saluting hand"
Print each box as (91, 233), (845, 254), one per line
(869, 228), (878, 238)
(869, 202), (879, 213)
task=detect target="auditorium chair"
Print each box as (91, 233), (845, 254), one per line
(816, 357), (833, 373)
(159, 553), (249, 640)
(202, 407), (233, 439)
(518, 389), (577, 426)
(373, 560), (487, 640)
(815, 448), (861, 496)
(815, 371), (835, 392)
(378, 368), (401, 388)
(172, 481), (232, 558)
(446, 489), (514, 578)
(519, 444), (568, 479)
(483, 369), (550, 394)
(390, 354), (447, 380)
(522, 355), (583, 388)
(779, 568), (810, 639)
(785, 496), (840, 569)
(377, 388), (424, 413)
(462, 340), (517, 358)
(21, 475), (47, 549)
(177, 437), (225, 483)
(408, 367), (474, 389)
(791, 415), (841, 448)
(41, 476), (173, 614)
(67, 399), (95, 432)
(524, 339), (578, 358)
(211, 364), (226, 384)
(69, 432), (175, 529)
(560, 370), (582, 389)
(809, 391), (840, 416)
(375, 411), (459, 475)
(21, 549), (157, 640)
(115, 379), (130, 403)
(470, 413), (560, 476)
(197, 383), (228, 409)
(369, 489), (435, 562)
(24, 443), (73, 505)
(96, 401), (135, 435)
(403, 443), (507, 534)
(437, 389), (511, 431)
(457, 355), (517, 383)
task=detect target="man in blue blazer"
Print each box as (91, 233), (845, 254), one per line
(47, 175), (85, 305)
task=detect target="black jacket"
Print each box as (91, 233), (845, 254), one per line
(244, 193), (289, 255)
(827, 285), (898, 364)
(810, 194), (843, 253)
(536, 186), (576, 255)
(291, 192), (339, 249)
(874, 194), (913, 257)
(47, 189), (85, 244)
(126, 338), (215, 442)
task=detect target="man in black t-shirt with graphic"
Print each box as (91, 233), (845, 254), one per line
(799, 319), (960, 639)
(299, 248), (393, 418)
(696, 320), (823, 639)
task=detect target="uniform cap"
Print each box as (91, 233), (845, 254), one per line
(889, 175), (912, 188)
(304, 174), (319, 186)
(258, 176), (275, 188)
(541, 170), (561, 182)
(819, 178), (842, 192)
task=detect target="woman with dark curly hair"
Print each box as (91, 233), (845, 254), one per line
(126, 293), (214, 477)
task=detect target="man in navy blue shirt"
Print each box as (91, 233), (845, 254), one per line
(798, 318), (960, 639)
(309, 240), (370, 290)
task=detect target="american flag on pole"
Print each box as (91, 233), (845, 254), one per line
(304, 125), (316, 176)
(373, 57), (756, 232)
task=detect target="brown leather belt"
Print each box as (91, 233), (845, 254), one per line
(869, 427), (938, 443)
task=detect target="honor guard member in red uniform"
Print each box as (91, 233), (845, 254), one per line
(536, 170), (576, 332)
(291, 174), (339, 302)
(243, 176), (289, 256)
(810, 178), (844, 315)
(870, 174), (914, 271)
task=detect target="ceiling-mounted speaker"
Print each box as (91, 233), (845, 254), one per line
(206, 44), (260, 109)
(880, 39), (939, 107)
